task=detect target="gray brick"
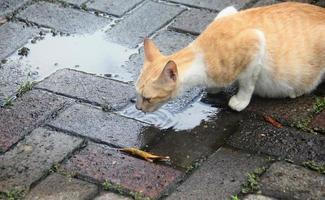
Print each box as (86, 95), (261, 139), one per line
(0, 128), (83, 192)
(169, 8), (216, 35)
(25, 173), (98, 200)
(0, 0), (30, 17)
(169, 0), (253, 11)
(86, 0), (143, 17)
(49, 104), (149, 147)
(167, 148), (267, 200)
(227, 113), (325, 165)
(105, 1), (184, 48)
(36, 69), (135, 110)
(0, 60), (34, 100)
(0, 90), (72, 153)
(252, 0), (281, 7)
(260, 162), (325, 200)
(17, 2), (111, 34)
(0, 22), (37, 60)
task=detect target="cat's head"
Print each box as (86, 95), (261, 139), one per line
(135, 39), (179, 112)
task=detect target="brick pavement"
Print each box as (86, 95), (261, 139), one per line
(0, 0), (324, 199)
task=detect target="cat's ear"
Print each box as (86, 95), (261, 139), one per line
(157, 60), (178, 84)
(144, 38), (161, 62)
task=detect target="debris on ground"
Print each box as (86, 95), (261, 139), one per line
(263, 115), (283, 128)
(120, 147), (170, 162)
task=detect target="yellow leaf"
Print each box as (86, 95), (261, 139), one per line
(120, 147), (170, 162)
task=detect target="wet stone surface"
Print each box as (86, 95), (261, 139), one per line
(0, 0), (30, 17)
(48, 103), (152, 148)
(25, 173), (98, 200)
(0, 22), (37, 60)
(142, 111), (242, 170)
(36, 69), (135, 110)
(227, 113), (325, 164)
(169, 8), (216, 35)
(62, 142), (183, 199)
(105, 1), (184, 48)
(86, 0), (143, 17)
(169, 0), (253, 11)
(0, 128), (83, 192)
(17, 2), (111, 34)
(167, 148), (268, 200)
(0, 90), (71, 152)
(245, 95), (316, 126)
(260, 162), (325, 200)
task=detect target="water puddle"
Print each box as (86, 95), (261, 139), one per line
(120, 96), (219, 131)
(5, 31), (137, 82)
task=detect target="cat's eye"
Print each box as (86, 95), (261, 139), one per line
(142, 96), (152, 103)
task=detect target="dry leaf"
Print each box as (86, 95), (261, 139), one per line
(263, 115), (283, 128)
(120, 147), (170, 162)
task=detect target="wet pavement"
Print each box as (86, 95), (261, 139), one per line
(0, 0), (325, 200)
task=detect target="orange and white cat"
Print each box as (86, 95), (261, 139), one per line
(136, 2), (325, 112)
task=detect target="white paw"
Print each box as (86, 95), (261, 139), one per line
(228, 95), (250, 111)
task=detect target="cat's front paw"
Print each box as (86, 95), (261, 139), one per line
(228, 95), (250, 111)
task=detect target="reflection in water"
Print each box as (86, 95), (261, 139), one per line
(120, 99), (219, 131)
(6, 31), (137, 82)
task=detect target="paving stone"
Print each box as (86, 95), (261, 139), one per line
(309, 109), (325, 133)
(49, 104), (151, 148)
(252, 0), (282, 7)
(64, 0), (87, 6)
(0, 128), (83, 192)
(105, 1), (184, 48)
(36, 69), (135, 110)
(94, 192), (132, 200)
(62, 143), (183, 199)
(125, 30), (195, 81)
(0, 0), (30, 17)
(25, 173), (98, 200)
(246, 96), (316, 126)
(227, 113), (325, 164)
(260, 162), (325, 200)
(243, 195), (278, 200)
(0, 60), (34, 100)
(143, 111), (242, 170)
(17, 2), (111, 34)
(0, 22), (37, 60)
(86, 0), (143, 17)
(167, 148), (267, 200)
(169, 8), (216, 35)
(0, 90), (71, 153)
(169, 0), (253, 11)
